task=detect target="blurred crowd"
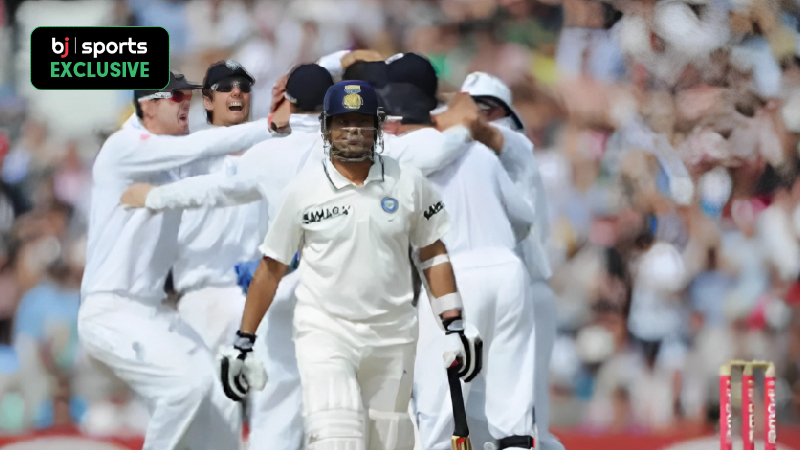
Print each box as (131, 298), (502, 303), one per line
(1, 0), (800, 440)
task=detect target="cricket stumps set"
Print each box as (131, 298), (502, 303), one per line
(719, 360), (776, 450)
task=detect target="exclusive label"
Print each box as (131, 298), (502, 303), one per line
(31, 26), (169, 90)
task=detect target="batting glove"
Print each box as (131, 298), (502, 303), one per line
(218, 331), (267, 402)
(442, 318), (483, 382)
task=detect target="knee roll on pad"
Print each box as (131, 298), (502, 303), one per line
(367, 409), (415, 450)
(306, 409), (364, 449)
(498, 435), (534, 449)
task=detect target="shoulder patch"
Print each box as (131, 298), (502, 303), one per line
(423, 201), (444, 220)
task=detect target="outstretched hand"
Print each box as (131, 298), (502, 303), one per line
(269, 73), (292, 133)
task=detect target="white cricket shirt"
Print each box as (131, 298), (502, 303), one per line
(427, 142), (534, 263)
(168, 114), (323, 292)
(81, 114), (272, 302)
(260, 155), (449, 330)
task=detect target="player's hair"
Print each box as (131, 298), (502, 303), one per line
(134, 97), (161, 120)
(202, 88), (214, 124)
(134, 99), (144, 119)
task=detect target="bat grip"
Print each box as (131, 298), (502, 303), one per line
(447, 365), (470, 439)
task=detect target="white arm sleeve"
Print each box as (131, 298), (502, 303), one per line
(384, 126), (470, 177)
(259, 187), (303, 265)
(145, 170), (264, 210)
(115, 119), (274, 176)
(410, 171), (450, 248)
(494, 154), (535, 243)
(494, 124), (551, 245)
(316, 50), (350, 82)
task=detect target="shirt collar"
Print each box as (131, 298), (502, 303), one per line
(323, 155), (385, 190)
(289, 114), (320, 133)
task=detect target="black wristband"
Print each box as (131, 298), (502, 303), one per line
(234, 330), (257, 353)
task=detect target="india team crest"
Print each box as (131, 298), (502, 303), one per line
(343, 85), (363, 110)
(381, 197), (398, 213)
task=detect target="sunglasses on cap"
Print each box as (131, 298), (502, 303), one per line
(210, 77), (253, 93)
(138, 90), (193, 103)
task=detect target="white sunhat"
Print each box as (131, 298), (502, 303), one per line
(460, 72), (525, 132)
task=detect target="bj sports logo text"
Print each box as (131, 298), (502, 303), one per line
(31, 26), (169, 90)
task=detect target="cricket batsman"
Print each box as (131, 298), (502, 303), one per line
(218, 80), (482, 450)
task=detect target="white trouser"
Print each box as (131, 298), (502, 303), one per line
(178, 285), (246, 353)
(294, 307), (417, 450)
(77, 293), (241, 450)
(249, 271), (304, 450)
(530, 280), (565, 450)
(414, 248), (535, 450)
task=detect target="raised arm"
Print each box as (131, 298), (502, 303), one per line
(384, 126), (471, 176)
(115, 119), (277, 176)
(143, 169), (265, 210)
(493, 150), (535, 243)
(121, 139), (293, 210)
(481, 124), (551, 245)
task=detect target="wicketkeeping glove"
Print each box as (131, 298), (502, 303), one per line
(218, 331), (267, 402)
(442, 318), (483, 382)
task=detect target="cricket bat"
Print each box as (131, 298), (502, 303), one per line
(447, 363), (473, 450)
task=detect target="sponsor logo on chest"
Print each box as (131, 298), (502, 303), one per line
(303, 205), (352, 224)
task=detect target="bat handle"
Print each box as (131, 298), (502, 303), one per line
(448, 365), (471, 441)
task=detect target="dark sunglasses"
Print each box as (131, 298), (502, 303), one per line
(211, 77), (253, 93)
(167, 90), (192, 102)
(475, 97), (506, 112)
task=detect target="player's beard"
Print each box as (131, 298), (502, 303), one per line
(329, 128), (375, 162)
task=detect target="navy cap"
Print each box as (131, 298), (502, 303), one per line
(286, 64), (334, 112)
(378, 83), (436, 124)
(203, 60), (255, 90)
(134, 71), (201, 102)
(323, 80), (380, 117)
(386, 53), (438, 99)
(342, 61), (390, 89)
